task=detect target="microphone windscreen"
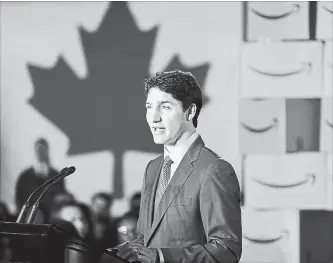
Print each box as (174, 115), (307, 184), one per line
(67, 166), (76, 174)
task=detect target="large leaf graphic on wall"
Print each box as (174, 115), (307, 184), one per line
(27, 2), (210, 198)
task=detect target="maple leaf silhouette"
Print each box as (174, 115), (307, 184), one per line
(28, 2), (210, 198)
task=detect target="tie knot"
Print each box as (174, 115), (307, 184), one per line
(163, 156), (173, 167)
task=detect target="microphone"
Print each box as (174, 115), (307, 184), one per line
(16, 167), (69, 223)
(25, 166), (76, 224)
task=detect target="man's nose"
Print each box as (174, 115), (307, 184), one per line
(150, 108), (162, 123)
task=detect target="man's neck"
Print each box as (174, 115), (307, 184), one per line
(33, 162), (50, 175)
(165, 129), (196, 153)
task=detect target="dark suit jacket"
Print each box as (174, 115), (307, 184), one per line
(137, 136), (242, 263)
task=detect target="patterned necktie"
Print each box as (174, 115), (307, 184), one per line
(153, 156), (173, 220)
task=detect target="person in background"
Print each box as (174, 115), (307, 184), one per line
(90, 192), (113, 223)
(0, 237), (12, 263)
(125, 192), (141, 221)
(112, 70), (242, 263)
(78, 202), (94, 242)
(49, 201), (90, 240)
(49, 218), (80, 238)
(90, 192), (118, 255)
(49, 203), (95, 263)
(14, 138), (66, 220)
(53, 192), (76, 205)
(116, 213), (138, 245)
(114, 192), (141, 245)
(0, 202), (11, 222)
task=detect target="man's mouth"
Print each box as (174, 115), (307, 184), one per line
(152, 127), (165, 132)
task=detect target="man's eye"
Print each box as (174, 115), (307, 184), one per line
(146, 105), (151, 109)
(162, 106), (171, 110)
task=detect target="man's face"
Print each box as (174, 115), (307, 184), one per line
(35, 143), (49, 163)
(58, 206), (89, 238)
(145, 88), (187, 146)
(91, 197), (109, 218)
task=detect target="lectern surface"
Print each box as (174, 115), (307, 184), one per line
(0, 221), (89, 263)
(99, 249), (139, 263)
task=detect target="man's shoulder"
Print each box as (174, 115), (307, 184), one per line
(143, 154), (164, 181)
(198, 146), (221, 163)
(198, 146), (235, 172)
(16, 167), (36, 186)
(18, 167), (35, 177)
(149, 154), (164, 165)
(49, 167), (59, 175)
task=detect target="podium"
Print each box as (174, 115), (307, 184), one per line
(0, 221), (131, 263)
(0, 221), (93, 263)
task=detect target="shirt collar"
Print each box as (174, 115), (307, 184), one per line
(164, 131), (199, 166)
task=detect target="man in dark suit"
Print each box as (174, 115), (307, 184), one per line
(112, 70), (242, 263)
(15, 138), (66, 221)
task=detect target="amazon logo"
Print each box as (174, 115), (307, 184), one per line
(243, 230), (289, 244)
(321, 3), (333, 14)
(241, 118), (278, 133)
(248, 62), (312, 77)
(325, 119), (333, 129)
(250, 4), (300, 20)
(252, 173), (316, 188)
(249, 97), (267, 102)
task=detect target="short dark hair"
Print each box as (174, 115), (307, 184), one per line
(49, 200), (80, 222)
(91, 192), (113, 205)
(144, 70), (203, 128)
(130, 192), (141, 202)
(35, 137), (48, 148)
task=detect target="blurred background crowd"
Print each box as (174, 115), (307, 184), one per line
(1, 1), (332, 263)
(0, 137), (143, 260)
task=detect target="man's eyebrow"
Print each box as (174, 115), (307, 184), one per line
(145, 101), (173, 105)
(159, 100), (173, 105)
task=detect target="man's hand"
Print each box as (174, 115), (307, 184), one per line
(111, 241), (159, 263)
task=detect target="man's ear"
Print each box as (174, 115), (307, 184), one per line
(186, 104), (197, 121)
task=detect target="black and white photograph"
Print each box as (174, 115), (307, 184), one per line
(0, 1), (332, 263)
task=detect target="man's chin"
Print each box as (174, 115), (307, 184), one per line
(153, 136), (165, 144)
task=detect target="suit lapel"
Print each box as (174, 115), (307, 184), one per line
(145, 136), (205, 246)
(146, 156), (164, 230)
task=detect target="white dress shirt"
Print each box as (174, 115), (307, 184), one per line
(164, 131), (199, 183)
